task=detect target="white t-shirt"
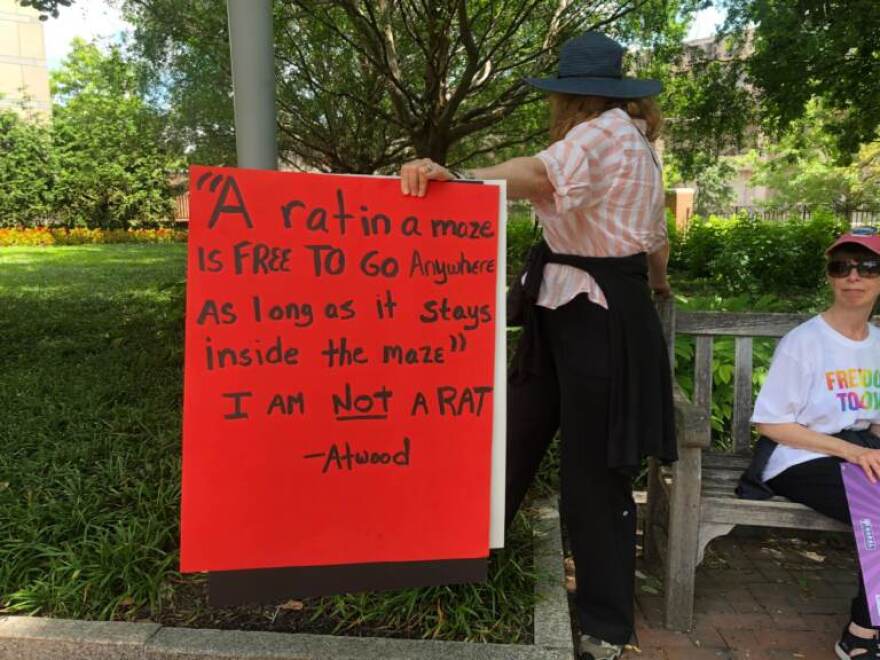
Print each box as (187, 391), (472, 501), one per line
(752, 315), (880, 481)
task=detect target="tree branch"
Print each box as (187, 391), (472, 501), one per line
(450, 127), (549, 166)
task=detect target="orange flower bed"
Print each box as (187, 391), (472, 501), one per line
(0, 227), (188, 247)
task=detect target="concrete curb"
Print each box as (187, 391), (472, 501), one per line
(532, 500), (573, 654)
(0, 498), (574, 660)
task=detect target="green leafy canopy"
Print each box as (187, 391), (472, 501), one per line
(0, 38), (181, 228)
(120, 0), (703, 172)
(722, 0), (880, 160)
(50, 39), (183, 228)
(16, 0), (73, 20)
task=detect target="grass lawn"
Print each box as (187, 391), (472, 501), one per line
(0, 244), (539, 643)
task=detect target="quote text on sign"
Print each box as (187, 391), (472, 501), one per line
(180, 167), (503, 573)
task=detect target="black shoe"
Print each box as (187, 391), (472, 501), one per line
(835, 625), (880, 659)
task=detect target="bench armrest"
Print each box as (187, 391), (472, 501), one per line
(673, 383), (711, 449)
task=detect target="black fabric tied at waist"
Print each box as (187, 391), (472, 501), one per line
(511, 241), (677, 475)
(736, 429), (880, 500)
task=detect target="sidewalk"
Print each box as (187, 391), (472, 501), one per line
(630, 529), (857, 659)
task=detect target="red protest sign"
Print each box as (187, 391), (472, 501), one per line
(180, 166), (504, 574)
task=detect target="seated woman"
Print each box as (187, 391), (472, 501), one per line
(738, 230), (880, 658)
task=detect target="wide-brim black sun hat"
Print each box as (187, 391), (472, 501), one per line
(526, 31), (662, 99)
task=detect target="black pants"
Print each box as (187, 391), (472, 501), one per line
(767, 457), (873, 629)
(506, 294), (636, 644)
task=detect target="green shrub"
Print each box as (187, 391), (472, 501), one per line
(0, 42), (181, 230)
(670, 214), (732, 278)
(506, 205), (540, 285)
(708, 215), (784, 292)
(674, 212), (849, 295)
(0, 110), (55, 227)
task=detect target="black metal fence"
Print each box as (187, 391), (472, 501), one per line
(730, 204), (880, 226)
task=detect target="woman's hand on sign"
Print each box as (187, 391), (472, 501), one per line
(849, 446), (880, 484)
(400, 158), (453, 197)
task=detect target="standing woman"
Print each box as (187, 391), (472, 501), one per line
(401, 32), (676, 659)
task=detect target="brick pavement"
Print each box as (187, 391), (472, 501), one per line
(567, 529), (861, 658)
(631, 531), (859, 659)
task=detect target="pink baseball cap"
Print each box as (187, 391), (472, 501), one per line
(826, 231), (880, 256)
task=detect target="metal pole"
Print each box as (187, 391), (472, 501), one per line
(226, 0), (278, 169)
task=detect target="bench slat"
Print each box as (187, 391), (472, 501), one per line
(678, 312), (810, 337)
(678, 312), (880, 338)
(703, 469), (742, 485)
(702, 485), (737, 498)
(702, 453), (751, 470)
(701, 497), (850, 532)
(694, 336), (713, 420)
(733, 337), (754, 453)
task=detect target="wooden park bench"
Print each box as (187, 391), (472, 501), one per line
(644, 302), (851, 631)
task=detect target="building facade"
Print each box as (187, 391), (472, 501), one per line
(0, 0), (50, 119)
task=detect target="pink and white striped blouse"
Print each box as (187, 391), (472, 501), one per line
(532, 107), (666, 310)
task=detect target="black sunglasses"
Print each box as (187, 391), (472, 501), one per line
(827, 259), (880, 278)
